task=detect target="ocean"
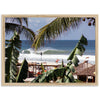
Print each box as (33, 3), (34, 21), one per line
(18, 40), (95, 64)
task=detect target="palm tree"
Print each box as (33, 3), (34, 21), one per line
(5, 31), (21, 82)
(5, 18), (35, 82)
(5, 17), (95, 49)
(82, 17), (95, 26)
(32, 17), (95, 50)
(5, 31), (29, 83)
(32, 17), (81, 49)
(5, 18), (35, 40)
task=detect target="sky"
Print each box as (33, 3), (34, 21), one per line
(5, 17), (95, 40)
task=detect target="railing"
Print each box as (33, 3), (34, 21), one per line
(17, 63), (62, 78)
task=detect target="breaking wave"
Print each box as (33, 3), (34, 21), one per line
(20, 47), (71, 54)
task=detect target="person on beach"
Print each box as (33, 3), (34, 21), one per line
(40, 52), (42, 61)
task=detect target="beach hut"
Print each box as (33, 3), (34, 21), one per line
(73, 64), (95, 82)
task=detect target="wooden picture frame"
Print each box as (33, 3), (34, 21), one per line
(1, 15), (98, 86)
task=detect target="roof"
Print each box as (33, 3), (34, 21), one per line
(74, 65), (95, 76)
(74, 62), (93, 74)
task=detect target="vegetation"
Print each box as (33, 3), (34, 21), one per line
(5, 18), (35, 40)
(5, 18), (35, 83)
(82, 17), (95, 26)
(31, 35), (88, 83)
(32, 18), (81, 50)
(16, 59), (28, 82)
(5, 31), (28, 83)
(32, 17), (94, 50)
(5, 32), (87, 83)
(41, 63), (45, 73)
(5, 17), (92, 83)
(5, 17), (94, 49)
(5, 31), (21, 82)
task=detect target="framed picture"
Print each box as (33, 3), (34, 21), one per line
(1, 15), (98, 86)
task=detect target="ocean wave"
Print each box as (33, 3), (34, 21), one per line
(20, 47), (71, 54)
(21, 48), (34, 54)
(18, 54), (95, 65)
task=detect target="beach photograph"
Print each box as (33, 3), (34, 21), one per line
(3, 15), (97, 85)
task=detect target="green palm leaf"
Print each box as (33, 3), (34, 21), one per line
(67, 34), (87, 61)
(5, 31), (21, 82)
(5, 18), (28, 27)
(5, 18), (35, 40)
(32, 17), (81, 50)
(16, 59), (28, 82)
(5, 23), (35, 40)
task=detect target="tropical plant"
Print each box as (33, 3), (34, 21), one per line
(5, 31), (21, 82)
(82, 17), (95, 26)
(32, 17), (82, 50)
(5, 18), (35, 82)
(5, 31), (29, 83)
(5, 18), (35, 83)
(5, 17), (94, 49)
(31, 35), (88, 83)
(16, 59), (28, 82)
(5, 18), (35, 40)
(32, 17), (95, 50)
(41, 63), (45, 73)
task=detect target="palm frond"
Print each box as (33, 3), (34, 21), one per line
(5, 23), (35, 40)
(5, 18), (28, 26)
(32, 17), (82, 50)
(67, 35), (88, 61)
(5, 31), (21, 82)
(23, 18), (28, 26)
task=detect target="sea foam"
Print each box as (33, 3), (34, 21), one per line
(18, 53), (95, 65)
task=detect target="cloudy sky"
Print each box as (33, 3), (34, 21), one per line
(6, 17), (95, 40)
